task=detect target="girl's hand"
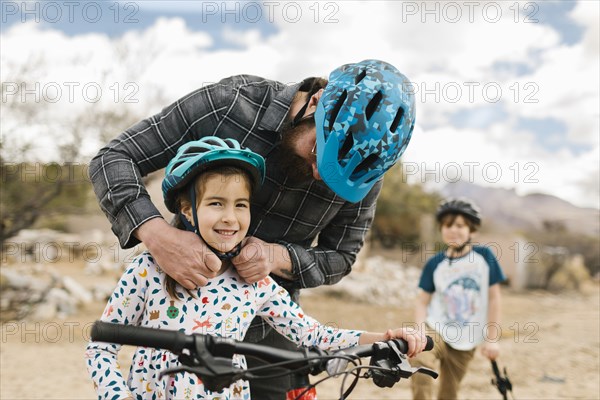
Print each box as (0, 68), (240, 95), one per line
(481, 341), (500, 360)
(385, 327), (428, 358)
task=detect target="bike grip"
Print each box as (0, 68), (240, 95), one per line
(91, 321), (193, 353)
(398, 335), (434, 352)
(425, 336), (434, 351)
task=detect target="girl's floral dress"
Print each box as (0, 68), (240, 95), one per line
(86, 251), (362, 400)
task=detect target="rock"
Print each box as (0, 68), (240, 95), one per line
(564, 254), (591, 287)
(61, 276), (93, 304)
(547, 269), (576, 291)
(91, 284), (116, 302)
(310, 256), (420, 306)
(547, 254), (592, 292)
(1, 269), (32, 289)
(84, 246), (123, 275)
(5, 228), (81, 264)
(46, 288), (78, 316)
(1, 263), (86, 320)
(28, 302), (57, 321)
(83, 260), (103, 276)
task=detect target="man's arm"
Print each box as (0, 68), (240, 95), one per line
(89, 84), (228, 248)
(231, 180), (381, 287)
(89, 83), (231, 288)
(134, 218), (221, 287)
(280, 179), (383, 289)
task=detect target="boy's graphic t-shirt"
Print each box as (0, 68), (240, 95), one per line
(86, 251), (362, 400)
(418, 246), (506, 351)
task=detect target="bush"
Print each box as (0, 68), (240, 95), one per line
(373, 163), (441, 247)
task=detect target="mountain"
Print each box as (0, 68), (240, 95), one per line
(440, 181), (599, 236)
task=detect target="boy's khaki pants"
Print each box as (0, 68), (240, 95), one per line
(410, 329), (475, 400)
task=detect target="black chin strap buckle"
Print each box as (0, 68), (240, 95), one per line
(178, 213), (243, 261)
(212, 242), (242, 260)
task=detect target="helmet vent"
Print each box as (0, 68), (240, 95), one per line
(339, 132), (354, 161)
(390, 107), (405, 133)
(184, 145), (206, 154)
(354, 153), (379, 175)
(355, 69), (367, 85)
(365, 91), (383, 121)
(328, 90), (348, 132)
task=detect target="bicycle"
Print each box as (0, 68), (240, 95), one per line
(91, 321), (438, 400)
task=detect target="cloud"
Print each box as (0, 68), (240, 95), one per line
(1, 1), (598, 208)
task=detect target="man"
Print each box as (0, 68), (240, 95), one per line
(89, 59), (416, 399)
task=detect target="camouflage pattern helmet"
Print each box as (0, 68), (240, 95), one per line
(314, 59), (416, 203)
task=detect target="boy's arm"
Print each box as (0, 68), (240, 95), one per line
(414, 289), (433, 328)
(481, 283), (502, 360)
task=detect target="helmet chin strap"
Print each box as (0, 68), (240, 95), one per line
(448, 238), (472, 265)
(290, 99), (311, 128)
(179, 186), (242, 261)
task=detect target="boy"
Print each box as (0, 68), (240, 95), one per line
(411, 198), (506, 400)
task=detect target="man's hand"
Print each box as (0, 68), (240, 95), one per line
(232, 237), (293, 284)
(135, 218), (221, 289)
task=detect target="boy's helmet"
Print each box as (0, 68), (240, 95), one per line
(162, 136), (265, 213)
(314, 59), (416, 203)
(436, 198), (482, 226)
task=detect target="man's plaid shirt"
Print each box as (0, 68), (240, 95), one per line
(89, 75), (382, 342)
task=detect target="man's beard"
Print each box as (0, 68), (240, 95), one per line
(274, 120), (315, 184)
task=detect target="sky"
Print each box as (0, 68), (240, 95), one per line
(1, 0), (599, 209)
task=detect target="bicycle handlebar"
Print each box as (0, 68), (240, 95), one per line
(91, 321), (437, 394)
(92, 321), (194, 353)
(91, 321), (330, 369)
(92, 321), (433, 363)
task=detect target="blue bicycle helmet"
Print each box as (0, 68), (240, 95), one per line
(162, 136), (265, 214)
(314, 59), (415, 202)
(162, 137), (265, 260)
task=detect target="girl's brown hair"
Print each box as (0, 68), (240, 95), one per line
(165, 166), (254, 299)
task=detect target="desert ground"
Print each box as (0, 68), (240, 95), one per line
(1, 256), (599, 400)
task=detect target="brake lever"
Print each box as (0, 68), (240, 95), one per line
(388, 341), (438, 379)
(159, 359), (245, 392)
(413, 364), (439, 379)
(369, 341), (438, 388)
(326, 351), (351, 376)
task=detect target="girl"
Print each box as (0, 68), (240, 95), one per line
(86, 136), (426, 400)
(410, 198), (506, 400)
